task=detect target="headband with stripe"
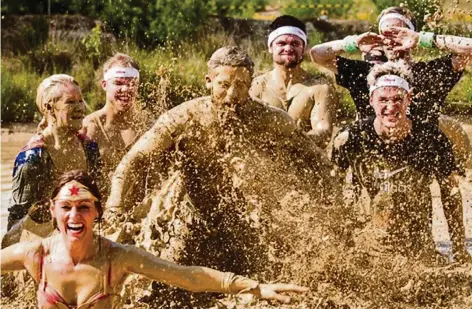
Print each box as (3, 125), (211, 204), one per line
(369, 74), (411, 95)
(378, 13), (415, 32)
(104, 67), (139, 81)
(53, 180), (98, 201)
(268, 26), (307, 47)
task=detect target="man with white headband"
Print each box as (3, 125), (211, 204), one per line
(331, 61), (471, 263)
(310, 6), (471, 167)
(83, 53), (147, 191)
(250, 15), (338, 148)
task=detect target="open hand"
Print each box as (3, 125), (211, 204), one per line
(382, 27), (419, 51)
(356, 32), (384, 54)
(253, 283), (309, 303)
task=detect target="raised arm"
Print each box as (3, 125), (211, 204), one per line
(383, 27), (472, 71)
(120, 244), (308, 303)
(310, 32), (384, 74)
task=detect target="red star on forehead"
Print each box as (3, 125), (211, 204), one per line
(69, 185), (80, 196)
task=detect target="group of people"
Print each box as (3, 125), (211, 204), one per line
(2, 5), (472, 308)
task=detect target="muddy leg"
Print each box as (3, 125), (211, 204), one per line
(439, 176), (471, 263)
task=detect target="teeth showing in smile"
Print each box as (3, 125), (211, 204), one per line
(67, 223), (84, 231)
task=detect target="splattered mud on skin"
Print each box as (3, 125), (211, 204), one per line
(3, 87), (472, 309)
(2, 112), (472, 309)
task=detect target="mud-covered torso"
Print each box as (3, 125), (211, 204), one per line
(157, 97), (340, 219)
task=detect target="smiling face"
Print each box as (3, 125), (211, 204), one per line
(51, 198), (98, 242)
(206, 66), (252, 106)
(269, 34), (305, 68)
(370, 86), (410, 128)
(51, 83), (85, 132)
(102, 70), (139, 112)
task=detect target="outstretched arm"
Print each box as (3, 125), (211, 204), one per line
(382, 27), (472, 71)
(120, 244), (308, 303)
(310, 32), (384, 74)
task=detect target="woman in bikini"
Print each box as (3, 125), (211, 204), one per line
(3, 75), (101, 248)
(1, 170), (308, 308)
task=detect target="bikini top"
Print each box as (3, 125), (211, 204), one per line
(36, 245), (119, 309)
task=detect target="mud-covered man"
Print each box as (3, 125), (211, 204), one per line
(332, 61), (470, 263)
(83, 53), (147, 188)
(104, 46), (342, 306)
(250, 15), (338, 148)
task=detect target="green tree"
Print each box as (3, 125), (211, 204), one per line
(282, 0), (355, 20)
(370, 0), (443, 29)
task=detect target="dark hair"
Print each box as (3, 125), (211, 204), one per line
(269, 15), (306, 35)
(51, 170), (103, 221)
(377, 6), (417, 30)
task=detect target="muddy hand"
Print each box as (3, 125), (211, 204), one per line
(356, 32), (384, 54)
(382, 27), (419, 52)
(252, 283), (309, 303)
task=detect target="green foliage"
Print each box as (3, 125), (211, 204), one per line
(370, 0), (443, 30)
(282, 0), (355, 20)
(1, 63), (42, 122)
(81, 24), (113, 69)
(209, 0), (268, 18)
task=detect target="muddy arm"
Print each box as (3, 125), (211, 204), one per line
(1, 240), (42, 280)
(310, 40), (345, 74)
(307, 83), (338, 147)
(121, 244), (307, 302)
(106, 122), (175, 214)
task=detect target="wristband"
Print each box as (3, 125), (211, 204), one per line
(343, 35), (359, 53)
(419, 31), (435, 48)
(222, 272), (259, 294)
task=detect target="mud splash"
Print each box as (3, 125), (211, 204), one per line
(2, 116), (471, 309)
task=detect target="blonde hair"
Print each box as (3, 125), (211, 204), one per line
(102, 53), (139, 77)
(36, 74), (81, 132)
(367, 60), (412, 87)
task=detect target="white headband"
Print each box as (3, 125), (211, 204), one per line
(53, 180), (98, 201)
(104, 67), (139, 81)
(378, 13), (415, 32)
(268, 26), (307, 47)
(369, 74), (410, 95)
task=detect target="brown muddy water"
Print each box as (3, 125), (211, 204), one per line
(4, 122), (471, 255)
(1, 120), (471, 309)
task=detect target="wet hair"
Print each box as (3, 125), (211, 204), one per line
(367, 60), (412, 87)
(377, 6), (417, 30)
(36, 74), (81, 132)
(207, 46), (254, 75)
(269, 15), (306, 35)
(51, 170), (103, 221)
(103, 53), (139, 77)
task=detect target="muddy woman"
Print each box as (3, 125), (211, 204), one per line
(1, 170), (308, 308)
(3, 74), (101, 248)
